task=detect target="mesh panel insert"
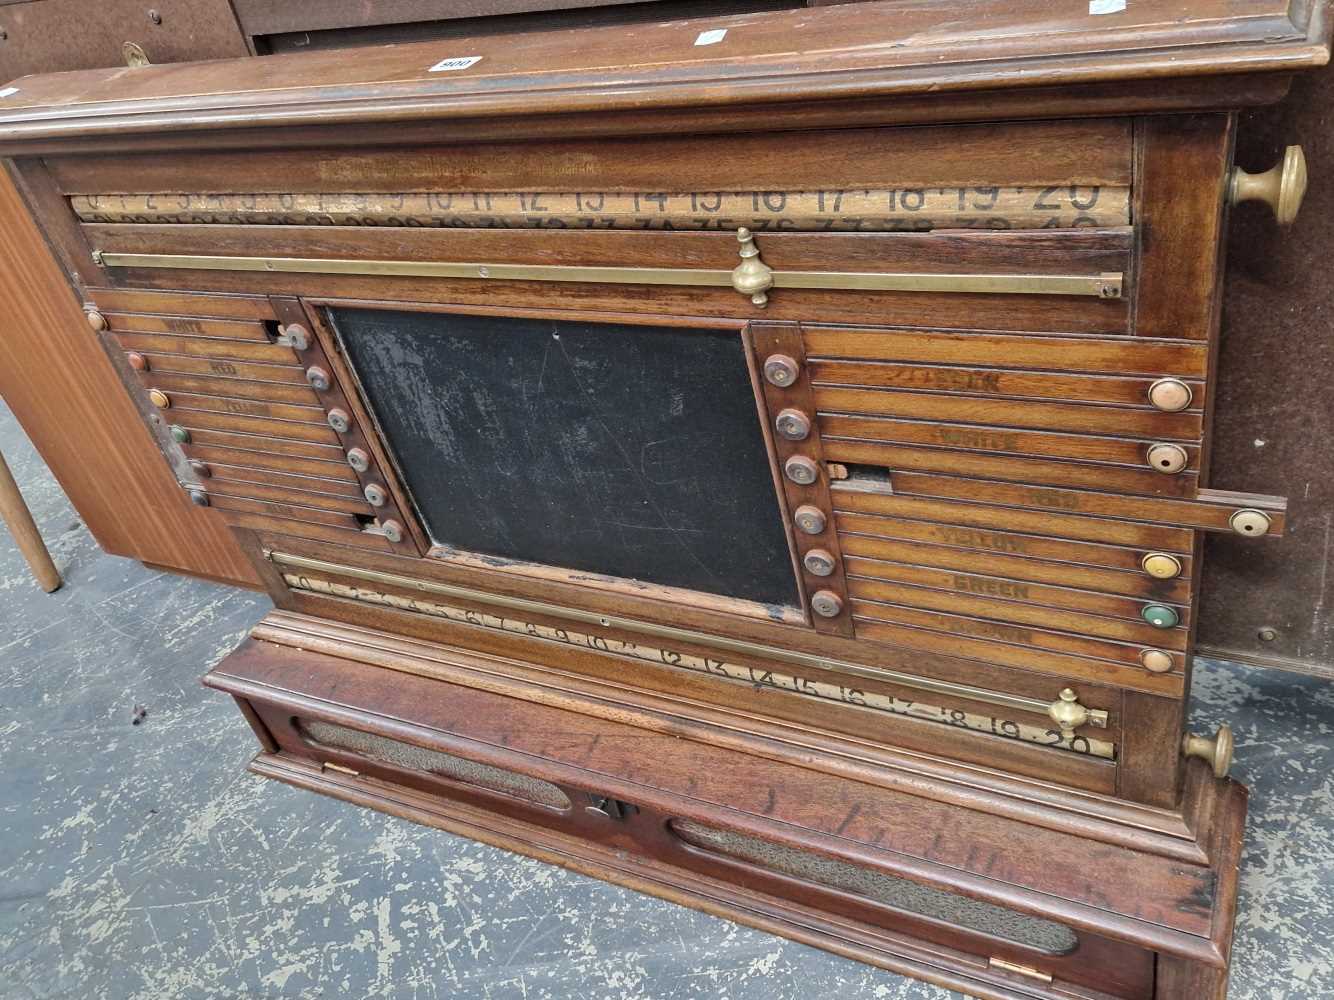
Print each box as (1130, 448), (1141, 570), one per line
(673, 819), (1077, 954)
(297, 719), (572, 810)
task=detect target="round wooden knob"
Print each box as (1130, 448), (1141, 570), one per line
(810, 590), (843, 618)
(1230, 145), (1307, 225)
(1183, 725), (1234, 779)
(803, 548), (836, 577)
(784, 455), (819, 485)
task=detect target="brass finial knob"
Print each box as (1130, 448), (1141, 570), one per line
(1183, 725), (1234, 779)
(1048, 688), (1109, 732)
(1230, 145), (1307, 225)
(731, 228), (774, 307)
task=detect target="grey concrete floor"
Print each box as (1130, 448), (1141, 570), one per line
(0, 396), (1331, 1000)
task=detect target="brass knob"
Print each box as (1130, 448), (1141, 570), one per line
(731, 228), (773, 307)
(1048, 688), (1110, 732)
(1146, 378), (1193, 412)
(1229, 145), (1307, 225)
(1183, 725), (1234, 779)
(86, 309), (107, 331)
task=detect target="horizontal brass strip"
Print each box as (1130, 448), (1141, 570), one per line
(94, 251), (1123, 299)
(264, 549), (1089, 723)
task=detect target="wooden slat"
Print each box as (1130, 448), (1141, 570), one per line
(86, 287), (275, 320)
(217, 509), (392, 551)
(852, 618), (1180, 694)
(846, 577), (1187, 649)
(163, 391), (327, 424)
(138, 371), (320, 406)
(837, 533), (1190, 602)
(50, 121), (1134, 194)
(821, 414), (1198, 468)
(814, 386), (1201, 439)
(187, 445), (357, 483)
(112, 330), (297, 364)
(140, 352), (307, 384)
(823, 438), (1197, 498)
(891, 472), (1287, 535)
(180, 426), (345, 461)
(831, 488), (1195, 552)
(809, 359), (1205, 409)
(83, 223), (1133, 274)
(803, 327), (1208, 376)
(163, 407), (342, 445)
(103, 312), (274, 341)
(836, 511), (1189, 579)
(852, 598), (1169, 668)
(845, 557), (1186, 625)
(207, 462), (366, 499)
(204, 478), (375, 515)
(207, 493), (369, 529)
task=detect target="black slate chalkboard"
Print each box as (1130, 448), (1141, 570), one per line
(329, 307), (799, 609)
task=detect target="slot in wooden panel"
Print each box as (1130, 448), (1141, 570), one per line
(845, 558), (1185, 625)
(138, 371), (321, 406)
(851, 618), (1179, 694)
(821, 414), (1198, 468)
(112, 330), (298, 365)
(838, 532), (1190, 602)
(180, 427), (345, 461)
(217, 509), (391, 551)
(207, 493), (370, 530)
(204, 479), (376, 516)
(824, 438), (1197, 498)
(809, 360), (1205, 409)
(831, 488), (1195, 552)
(852, 599), (1169, 669)
(891, 472), (1286, 535)
(846, 576), (1187, 649)
(207, 462), (367, 499)
(162, 407), (342, 445)
(163, 391), (327, 424)
(814, 386), (1202, 439)
(103, 312), (274, 341)
(139, 353), (307, 384)
(82, 222), (1132, 273)
(86, 287), (275, 321)
(803, 327), (1208, 376)
(836, 511), (1190, 579)
(186, 445), (357, 483)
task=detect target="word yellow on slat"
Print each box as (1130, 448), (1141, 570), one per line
(73, 187), (1130, 231)
(284, 573), (1115, 759)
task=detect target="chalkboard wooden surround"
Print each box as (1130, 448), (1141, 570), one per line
(328, 308), (799, 608)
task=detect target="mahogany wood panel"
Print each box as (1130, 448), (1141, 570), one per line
(0, 166), (257, 586)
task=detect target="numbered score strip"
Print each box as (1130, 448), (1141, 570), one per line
(283, 573), (1115, 759)
(73, 186), (1129, 232)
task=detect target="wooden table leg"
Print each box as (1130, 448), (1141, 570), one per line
(0, 448), (61, 592)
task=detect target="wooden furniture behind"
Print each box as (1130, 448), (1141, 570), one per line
(1, 2), (1330, 997)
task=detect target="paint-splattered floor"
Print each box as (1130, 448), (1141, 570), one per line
(0, 398), (1331, 1000)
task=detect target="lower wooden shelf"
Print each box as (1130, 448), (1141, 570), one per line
(204, 611), (1247, 1000)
